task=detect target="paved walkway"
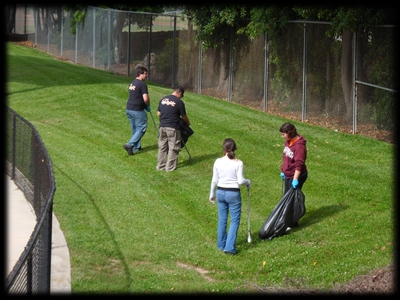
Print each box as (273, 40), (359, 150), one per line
(6, 176), (71, 294)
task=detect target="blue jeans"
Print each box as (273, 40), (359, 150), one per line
(216, 189), (242, 254)
(126, 109), (148, 150)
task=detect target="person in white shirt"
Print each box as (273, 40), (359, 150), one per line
(209, 138), (251, 255)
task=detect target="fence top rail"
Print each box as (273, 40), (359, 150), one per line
(87, 5), (180, 17)
(288, 20), (397, 27)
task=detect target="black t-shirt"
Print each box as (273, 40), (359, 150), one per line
(126, 79), (148, 111)
(157, 94), (187, 129)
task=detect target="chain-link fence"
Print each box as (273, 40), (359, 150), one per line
(5, 107), (56, 295)
(13, 4), (397, 143)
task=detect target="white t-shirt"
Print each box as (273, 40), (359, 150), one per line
(209, 156), (250, 199)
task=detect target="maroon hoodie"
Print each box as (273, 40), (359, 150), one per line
(280, 135), (307, 178)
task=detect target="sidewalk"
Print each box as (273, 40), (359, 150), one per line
(6, 177), (71, 294)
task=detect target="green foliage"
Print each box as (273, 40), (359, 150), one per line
(183, 5), (396, 46)
(293, 5), (396, 38)
(96, 45), (116, 66)
(359, 25), (397, 131)
(153, 38), (177, 80)
(183, 5), (250, 49)
(267, 23), (304, 106)
(372, 91), (395, 131)
(240, 6), (295, 39)
(63, 5), (87, 35)
(63, 5), (165, 35)
(6, 42), (394, 293)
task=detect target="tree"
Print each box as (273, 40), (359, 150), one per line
(4, 4), (17, 34)
(182, 4), (397, 121)
(63, 5), (165, 64)
(292, 6), (397, 121)
(183, 5), (252, 91)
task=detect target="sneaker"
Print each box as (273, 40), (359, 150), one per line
(289, 222), (299, 228)
(156, 166), (165, 171)
(224, 251), (236, 255)
(123, 144), (133, 156)
(132, 148), (140, 155)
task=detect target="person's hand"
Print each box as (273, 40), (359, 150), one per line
(280, 172), (286, 180)
(246, 181), (251, 189)
(210, 197), (216, 204)
(146, 106), (151, 112)
(292, 179), (299, 189)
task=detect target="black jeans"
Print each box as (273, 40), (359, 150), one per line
(283, 173), (307, 227)
(283, 172), (308, 194)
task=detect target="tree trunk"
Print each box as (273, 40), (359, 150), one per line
(4, 4), (17, 34)
(217, 43), (229, 93)
(340, 30), (353, 122)
(113, 12), (128, 64)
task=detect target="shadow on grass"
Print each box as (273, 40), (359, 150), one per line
(296, 203), (349, 230)
(53, 164), (132, 290)
(248, 203), (349, 246)
(177, 151), (219, 169)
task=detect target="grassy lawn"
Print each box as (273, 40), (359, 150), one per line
(6, 42), (395, 294)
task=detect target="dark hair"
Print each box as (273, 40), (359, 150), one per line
(223, 138), (237, 159)
(174, 86), (185, 97)
(279, 122), (298, 139)
(135, 66), (148, 77)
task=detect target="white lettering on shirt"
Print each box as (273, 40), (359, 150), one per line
(283, 146), (294, 159)
(161, 98), (176, 107)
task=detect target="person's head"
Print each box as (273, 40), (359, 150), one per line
(173, 86), (185, 98)
(135, 66), (148, 80)
(279, 122), (298, 140)
(223, 138), (237, 159)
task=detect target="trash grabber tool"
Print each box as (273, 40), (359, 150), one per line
(247, 186), (252, 243)
(181, 139), (193, 164)
(149, 110), (159, 138)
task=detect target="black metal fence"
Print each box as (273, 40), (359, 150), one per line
(12, 4), (397, 143)
(5, 107), (56, 295)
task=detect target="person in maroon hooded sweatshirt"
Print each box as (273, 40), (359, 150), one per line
(279, 122), (308, 228)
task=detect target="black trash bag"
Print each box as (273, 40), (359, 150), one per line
(259, 187), (305, 240)
(292, 188), (306, 225)
(179, 118), (194, 147)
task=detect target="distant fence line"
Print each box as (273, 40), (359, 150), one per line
(5, 107), (56, 295)
(12, 4), (397, 143)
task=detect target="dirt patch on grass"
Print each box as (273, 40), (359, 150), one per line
(176, 262), (216, 283)
(9, 37), (396, 294)
(329, 262), (395, 294)
(235, 262), (395, 294)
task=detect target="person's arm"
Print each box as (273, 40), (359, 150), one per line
(209, 161), (219, 203)
(293, 144), (306, 179)
(143, 93), (150, 106)
(157, 111), (161, 117)
(181, 115), (190, 126)
(293, 170), (301, 180)
(236, 161), (251, 187)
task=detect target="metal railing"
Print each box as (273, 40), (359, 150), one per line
(5, 107), (56, 295)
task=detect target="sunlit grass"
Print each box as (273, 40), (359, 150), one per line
(6, 42), (394, 294)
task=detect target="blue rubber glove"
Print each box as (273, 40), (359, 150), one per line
(280, 172), (286, 180)
(292, 179), (299, 189)
(146, 106), (151, 112)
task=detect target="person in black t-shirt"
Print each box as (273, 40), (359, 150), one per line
(123, 66), (151, 156)
(156, 86), (190, 172)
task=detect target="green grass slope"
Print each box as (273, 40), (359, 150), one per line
(6, 42), (395, 294)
